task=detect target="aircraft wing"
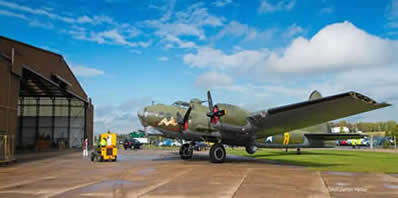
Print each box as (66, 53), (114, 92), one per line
(248, 91), (390, 139)
(304, 133), (366, 140)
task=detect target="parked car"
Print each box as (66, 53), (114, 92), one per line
(123, 138), (143, 150)
(158, 139), (181, 147)
(339, 140), (348, 146)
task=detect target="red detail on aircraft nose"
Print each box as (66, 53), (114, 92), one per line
(184, 121), (188, 131)
(212, 107), (219, 124)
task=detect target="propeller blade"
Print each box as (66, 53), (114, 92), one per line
(183, 106), (192, 123)
(207, 90), (213, 112)
(178, 106), (192, 132)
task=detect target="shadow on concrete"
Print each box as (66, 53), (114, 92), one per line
(251, 151), (354, 158)
(150, 151), (341, 168)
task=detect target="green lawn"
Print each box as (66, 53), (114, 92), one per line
(227, 148), (398, 173)
(142, 145), (181, 150)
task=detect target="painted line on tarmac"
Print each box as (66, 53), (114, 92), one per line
(0, 176), (56, 190)
(319, 172), (332, 198)
(231, 168), (250, 198)
(136, 169), (192, 198)
(46, 180), (100, 198)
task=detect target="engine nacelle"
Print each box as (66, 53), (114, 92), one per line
(245, 145), (257, 154)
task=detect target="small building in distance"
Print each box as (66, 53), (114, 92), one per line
(331, 126), (350, 134)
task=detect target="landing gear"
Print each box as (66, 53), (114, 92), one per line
(209, 143), (226, 163)
(296, 148), (301, 155)
(179, 144), (193, 160)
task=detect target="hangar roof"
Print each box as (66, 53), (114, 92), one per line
(0, 36), (88, 102)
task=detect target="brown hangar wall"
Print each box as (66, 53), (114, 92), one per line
(0, 36), (94, 161)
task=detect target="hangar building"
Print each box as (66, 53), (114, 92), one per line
(0, 36), (94, 162)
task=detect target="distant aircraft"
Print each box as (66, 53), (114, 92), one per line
(138, 90), (390, 163)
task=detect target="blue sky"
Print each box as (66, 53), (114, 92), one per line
(1, 0), (397, 134)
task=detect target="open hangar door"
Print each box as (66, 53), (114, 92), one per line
(0, 36), (94, 162)
(17, 67), (90, 151)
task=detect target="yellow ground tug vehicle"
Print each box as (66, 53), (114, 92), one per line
(91, 132), (118, 162)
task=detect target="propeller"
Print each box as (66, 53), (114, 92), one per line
(177, 105), (192, 132)
(206, 91), (225, 129)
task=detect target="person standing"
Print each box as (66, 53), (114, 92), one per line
(83, 138), (88, 157)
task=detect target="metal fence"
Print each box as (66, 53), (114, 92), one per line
(0, 134), (16, 163)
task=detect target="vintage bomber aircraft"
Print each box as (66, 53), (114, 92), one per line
(137, 90), (390, 163)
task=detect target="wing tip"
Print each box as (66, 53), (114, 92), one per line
(349, 91), (392, 107)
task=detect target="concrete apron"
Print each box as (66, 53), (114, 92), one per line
(0, 150), (397, 198)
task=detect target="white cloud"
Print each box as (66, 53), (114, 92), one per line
(213, 0), (233, 7)
(0, 0), (118, 26)
(195, 72), (233, 89)
(386, 0), (398, 20)
(268, 21), (398, 72)
(94, 96), (152, 134)
(185, 21), (398, 74)
(130, 49), (142, 54)
(184, 47), (269, 70)
(68, 27), (151, 48)
(70, 65), (104, 77)
(149, 21), (206, 40)
(283, 23), (305, 38)
(29, 19), (54, 29)
(0, 0), (150, 50)
(163, 34), (197, 49)
(313, 67), (398, 102)
(77, 15), (93, 24)
(0, 0), (75, 23)
(386, 0), (398, 29)
(145, 2), (224, 47)
(0, 9), (27, 19)
(320, 7), (334, 14)
(158, 56), (169, 61)
(214, 21), (273, 42)
(258, 0), (295, 13)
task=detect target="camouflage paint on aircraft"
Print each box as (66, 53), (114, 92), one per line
(138, 90), (390, 162)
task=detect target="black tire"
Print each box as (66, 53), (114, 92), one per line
(91, 154), (95, 162)
(179, 144), (193, 160)
(112, 156), (117, 162)
(209, 144), (226, 163)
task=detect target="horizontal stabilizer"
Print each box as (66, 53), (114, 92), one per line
(304, 133), (366, 140)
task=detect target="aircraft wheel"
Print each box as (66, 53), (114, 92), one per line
(179, 144), (193, 160)
(296, 148), (301, 155)
(209, 143), (226, 163)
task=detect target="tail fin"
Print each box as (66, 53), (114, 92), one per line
(301, 90), (331, 133)
(309, 90), (322, 100)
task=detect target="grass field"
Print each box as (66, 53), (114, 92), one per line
(227, 148), (398, 173)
